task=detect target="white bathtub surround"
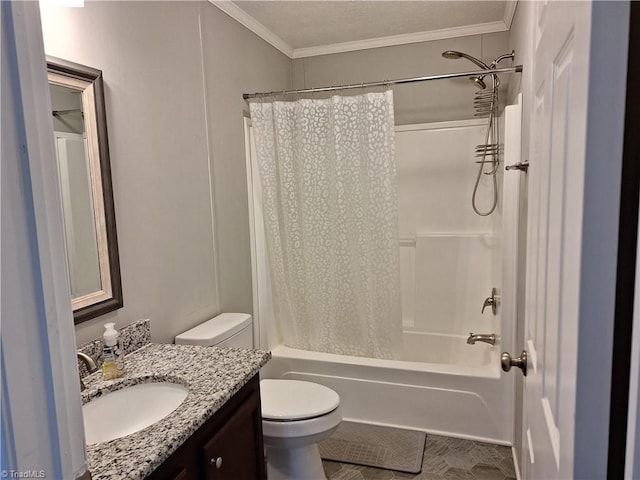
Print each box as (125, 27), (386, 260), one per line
(395, 121), (502, 338)
(249, 117), (521, 445)
(262, 342), (512, 444)
(414, 233), (498, 335)
(249, 91), (402, 359)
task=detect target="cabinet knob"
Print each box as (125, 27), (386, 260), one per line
(210, 456), (223, 469)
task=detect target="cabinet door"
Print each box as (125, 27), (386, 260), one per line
(201, 389), (263, 479)
(168, 468), (188, 480)
(147, 463), (195, 480)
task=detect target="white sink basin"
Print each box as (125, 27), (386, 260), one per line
(83, 382), (188, 445)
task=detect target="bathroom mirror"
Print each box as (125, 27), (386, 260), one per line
(48, 56), (123, 324)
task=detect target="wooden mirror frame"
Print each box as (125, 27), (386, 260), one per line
(47, 56), (123, 324)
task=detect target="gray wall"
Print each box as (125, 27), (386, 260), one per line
(40, 1), (291, 345)
(199, 5), (291, 316)
(292, 31), (509, 124)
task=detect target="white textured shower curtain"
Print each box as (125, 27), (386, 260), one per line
(250, 91), (402, 359)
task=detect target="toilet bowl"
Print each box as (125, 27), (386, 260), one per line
(175, 314), (342, 480)
(261, 379), (342, 480)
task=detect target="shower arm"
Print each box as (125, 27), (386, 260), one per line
(491, 51), (516, 68)
(242, 66), (523, 100)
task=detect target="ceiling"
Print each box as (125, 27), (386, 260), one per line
(210, 1), (517, 58)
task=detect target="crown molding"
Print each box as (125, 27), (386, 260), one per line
(210, 1), (513, 60)
(292, 21), (509, 59)
(209, 0), (294, 58)
(504, 0), (518, 29)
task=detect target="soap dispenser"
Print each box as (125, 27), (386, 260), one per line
(102, 323), (125, 380)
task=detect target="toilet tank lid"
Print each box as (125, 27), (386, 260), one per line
(175, 313), (252, 346)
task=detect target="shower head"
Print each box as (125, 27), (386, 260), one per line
(470, 76), (487, 90)
(441, 50), (490, 70)
(442, 50), (464, 59)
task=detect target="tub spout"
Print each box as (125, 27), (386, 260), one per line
(467, 333), (496, 346)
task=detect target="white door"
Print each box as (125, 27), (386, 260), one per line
(516, 1), (630, 479)
(522, 2), (589, 476)
(2, 1), (88, 477)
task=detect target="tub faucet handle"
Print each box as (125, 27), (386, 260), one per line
(482, 288), (498, 315)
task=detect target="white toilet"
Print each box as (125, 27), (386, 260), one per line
(175, 313), (342, 480)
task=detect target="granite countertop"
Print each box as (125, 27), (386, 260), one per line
(81, 343), (271, 480)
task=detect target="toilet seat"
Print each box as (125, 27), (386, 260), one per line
(261, 406), (342, 443)
(260, 379), (340, 421)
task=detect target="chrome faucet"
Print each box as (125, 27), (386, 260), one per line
(77, 352), (99, 391)
(467, 333), (497, 346)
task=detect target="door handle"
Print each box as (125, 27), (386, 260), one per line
(501, 350), (528, 376)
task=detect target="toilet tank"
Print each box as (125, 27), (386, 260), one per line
(175, 313), (253, 349)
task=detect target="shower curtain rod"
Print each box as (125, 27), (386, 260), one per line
(242, 65), (523, 100)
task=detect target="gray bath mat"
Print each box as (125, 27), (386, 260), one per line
(319, 421), (426, 474)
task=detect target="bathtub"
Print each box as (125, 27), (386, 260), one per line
(261, 331), (513, 445)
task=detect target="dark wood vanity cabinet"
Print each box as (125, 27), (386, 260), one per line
(147, 375), (266, 480)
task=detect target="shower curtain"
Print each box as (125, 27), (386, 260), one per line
(249, 91), (402, 359)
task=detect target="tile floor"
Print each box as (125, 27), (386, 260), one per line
(322, 434), (517, 480)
